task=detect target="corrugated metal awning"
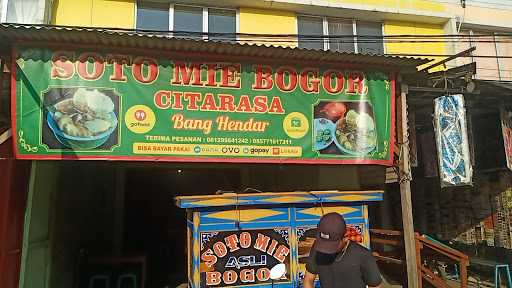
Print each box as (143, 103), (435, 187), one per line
(0, 23), (430, 72)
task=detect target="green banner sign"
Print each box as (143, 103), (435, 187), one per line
(13, 47), (395, 164)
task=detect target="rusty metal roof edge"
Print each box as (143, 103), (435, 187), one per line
(0, 23), (431, 68)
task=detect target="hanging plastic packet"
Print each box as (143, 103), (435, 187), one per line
(433, 94), (473, 187)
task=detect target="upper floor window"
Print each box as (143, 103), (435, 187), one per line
(1, 0), (45, 24)
(173, 5), (202, 36)
(356, 21), (384, 55)
(136, 1), (169, 31)
(136, 1), (237, 42)
(297, 16), (384, 55)
(297, 16), (324, 50)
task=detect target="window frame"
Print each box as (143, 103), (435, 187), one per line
(297, 14), (384, 54)
(135, 1), (239, 41)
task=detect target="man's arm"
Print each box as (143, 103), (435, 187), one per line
(303, 270), (317, 288)
(304, 247), (318, 288)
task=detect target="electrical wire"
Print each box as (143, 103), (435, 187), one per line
(141, 30), (512, 47)
(20, 23), (512, 38)
(5, 23), (512, 66)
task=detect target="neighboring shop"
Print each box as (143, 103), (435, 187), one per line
(0, 24), (427, 288)
(405, 80), (512, 252)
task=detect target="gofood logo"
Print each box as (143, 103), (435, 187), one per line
(134, 109), (147, 121)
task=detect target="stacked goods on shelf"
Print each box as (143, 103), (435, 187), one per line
(495, 193), (509, 248)
(483, 214), (496, 247)
(487, 172), (512, 249)
(475, 224), (484, 244)
(455, 227), (476, 245)
(414, 141), (512, 249)
(500, 174), (512, 249)
(496, 175), (512, 249)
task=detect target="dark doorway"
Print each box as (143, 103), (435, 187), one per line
(124, 167), (242, 287)
(124, 169), (187, 287)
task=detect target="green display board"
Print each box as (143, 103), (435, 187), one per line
(13, 47), (395, 164)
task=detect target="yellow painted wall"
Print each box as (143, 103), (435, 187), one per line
(52, 0), (92, 27)
(384, 21), (447, 71)
(328, 0), (445, 13)
(52, 0), (135, 28)
(239, 8), (297, 48)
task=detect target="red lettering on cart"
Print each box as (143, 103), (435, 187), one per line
(201, 248), (218, 267)
(206, 271), (222, 285)
(254, 233), (270, 252)
(256, 268), (271, 281)
(267, 239), (278, 256)
(213, 242), (228, 257)
(239, 232), (251, 248)
(274, 245), (290, 263)
(240, 269), (255, 283)
(224, 234), (240, 252)
(223, 270), (238, 285)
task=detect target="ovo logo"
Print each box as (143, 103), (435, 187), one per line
(134, 109), (147, 121)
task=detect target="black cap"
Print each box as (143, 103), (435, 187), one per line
(314, 212), (346, 254)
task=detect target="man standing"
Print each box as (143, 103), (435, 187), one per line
(304, 213), (382, 288)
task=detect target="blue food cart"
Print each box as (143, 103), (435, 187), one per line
(175, 190), (383, 288)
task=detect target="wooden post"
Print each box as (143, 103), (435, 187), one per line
(397, 83), (420, 288)
(415, 233), (423, 288)
(460, 259), (468, 288)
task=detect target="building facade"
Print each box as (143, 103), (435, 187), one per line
(2, 0), (510, 79)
